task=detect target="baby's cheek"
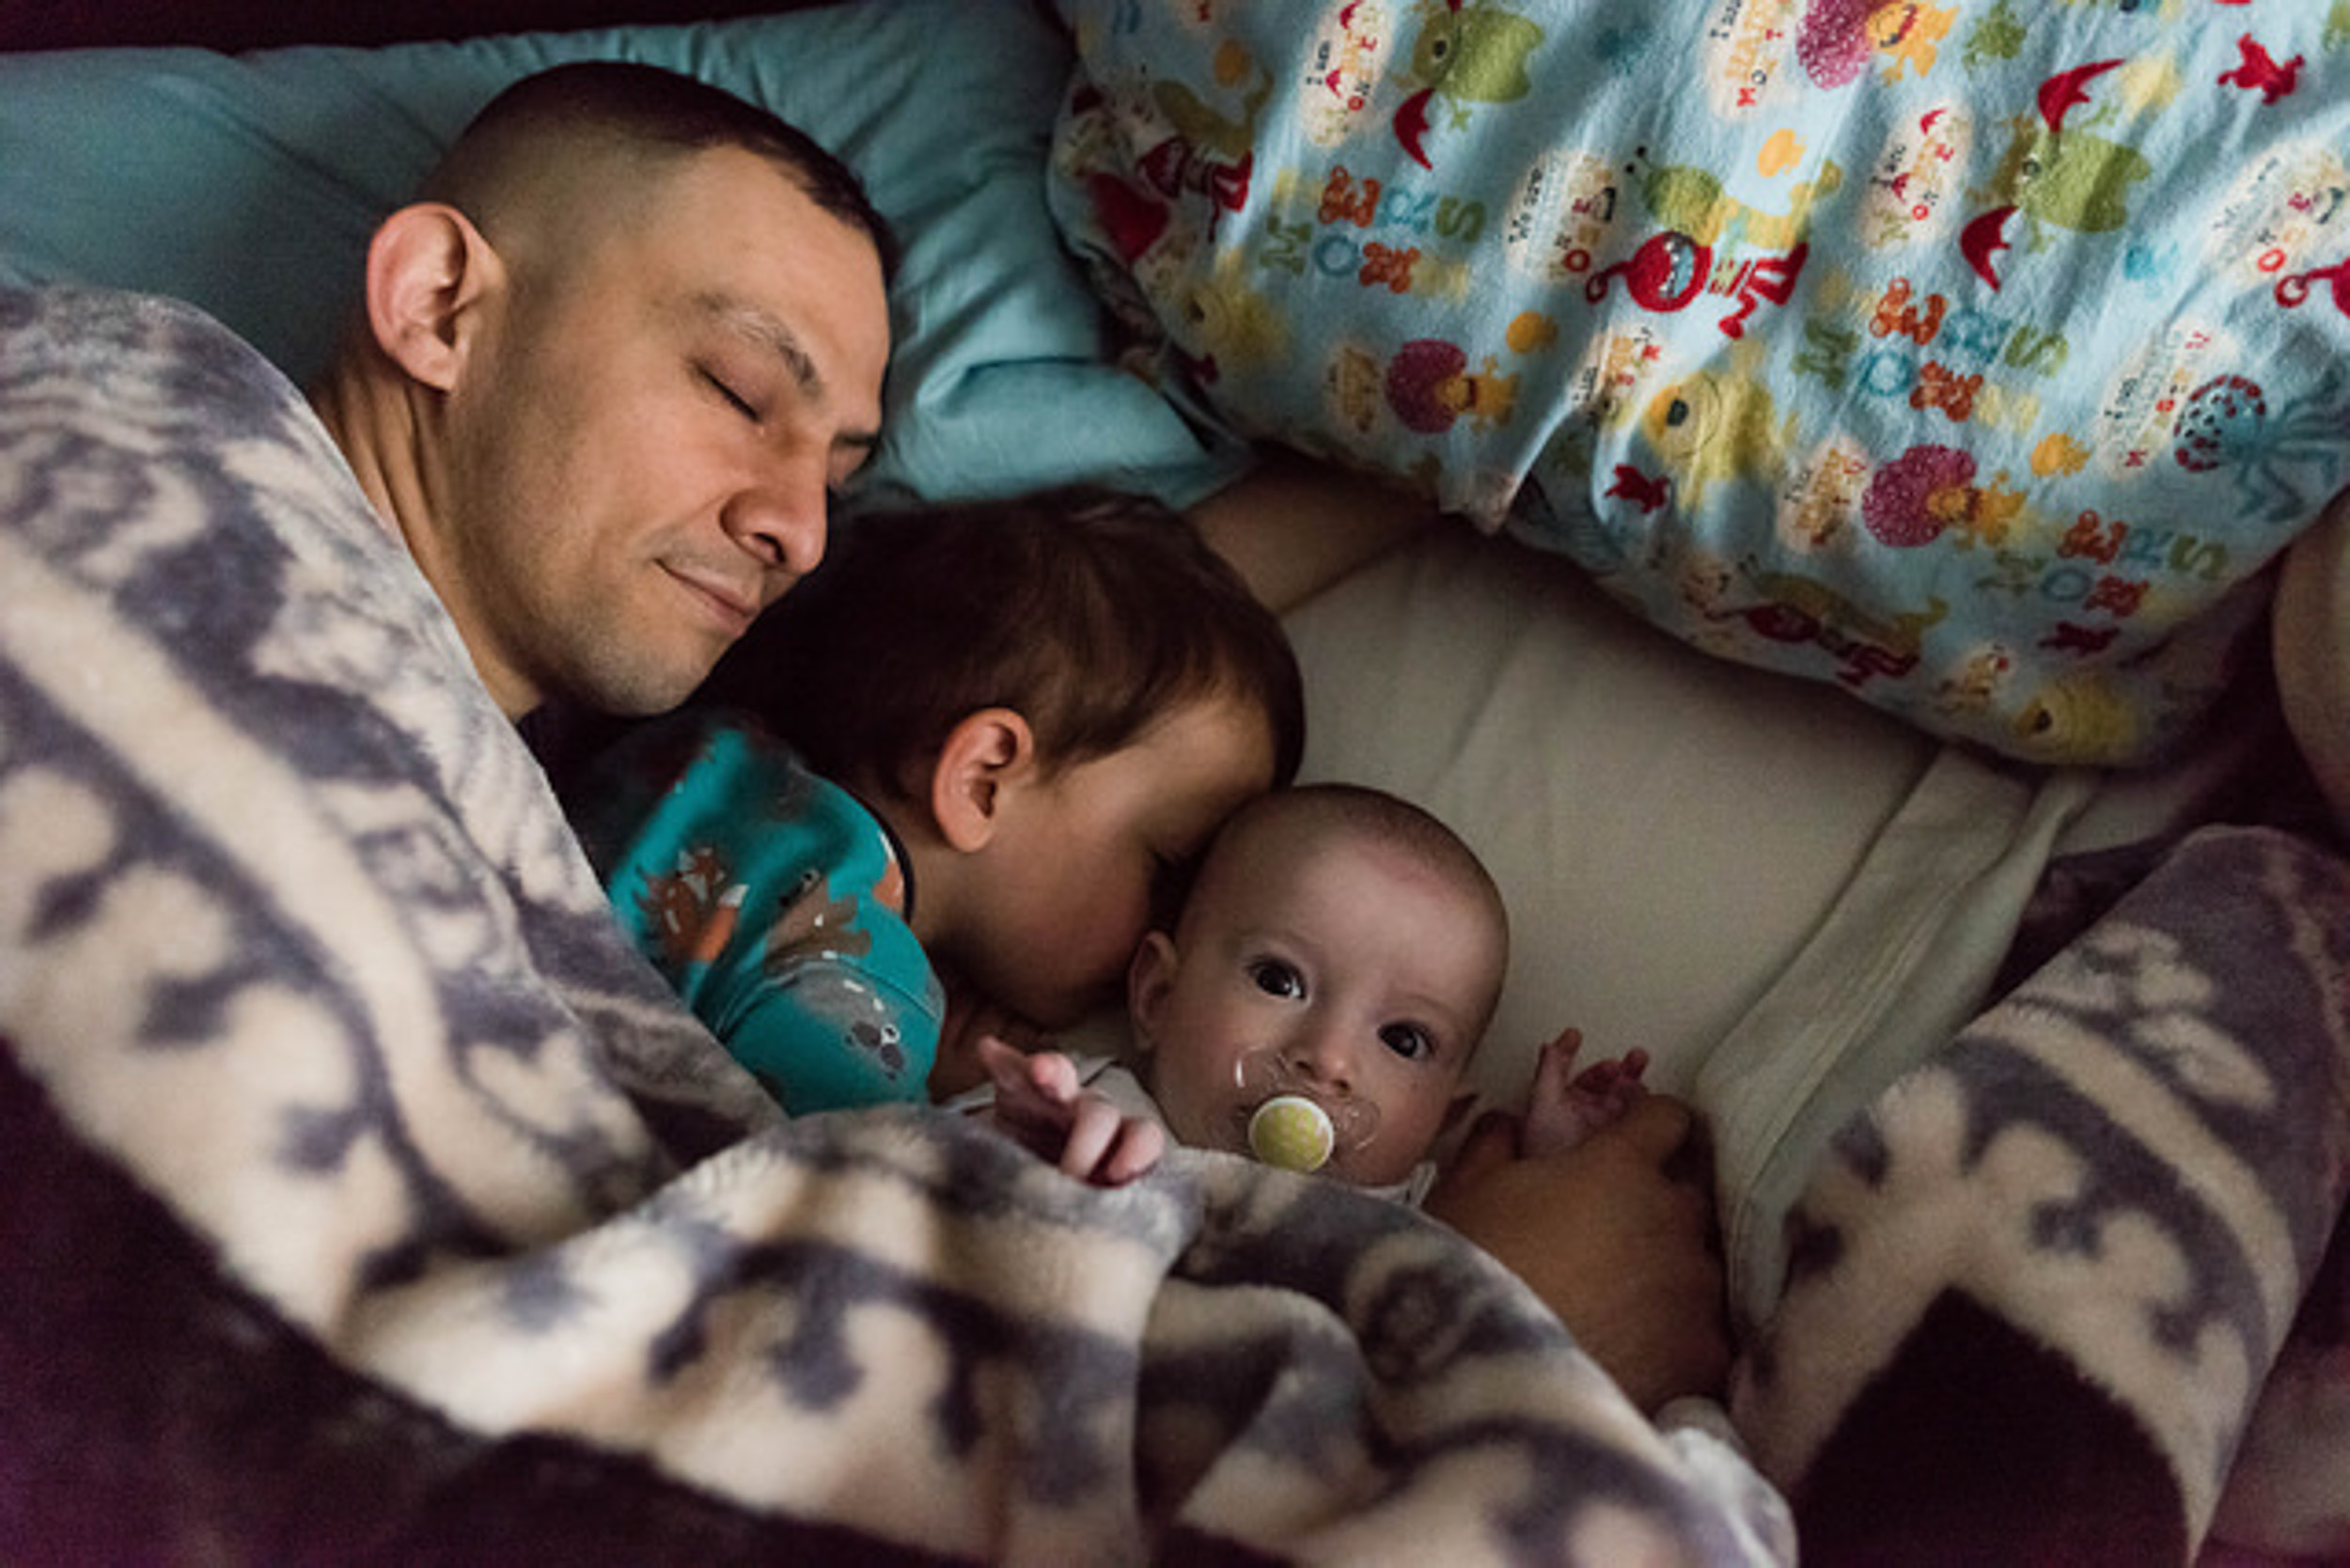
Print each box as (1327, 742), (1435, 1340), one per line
(1155, 1076), (1241, 1155)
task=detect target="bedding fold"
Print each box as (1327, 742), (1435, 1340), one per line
(1733, 823), (2350, 1560)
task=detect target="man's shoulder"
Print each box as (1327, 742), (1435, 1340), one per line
(0, 277), (452, 713)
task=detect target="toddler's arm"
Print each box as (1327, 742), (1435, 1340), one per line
(976, 1035), (1166, 1186)
(1520, 1027), (1650, 1158)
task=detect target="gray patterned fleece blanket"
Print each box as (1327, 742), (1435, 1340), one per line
(0, 285), (1784, 1564)
(8, 280), (2350, 1565)
(1735, 823), (2350, 1563)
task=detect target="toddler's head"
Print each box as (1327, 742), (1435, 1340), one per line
(700, 486), (1305, 1029)
(1126, 784), (1507, 1188)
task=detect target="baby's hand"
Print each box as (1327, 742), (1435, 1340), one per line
(977, 1035), (1166, 1186)
(1520, 1027), (1651, 1158)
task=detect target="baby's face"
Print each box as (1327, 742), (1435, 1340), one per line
(1128, 831), (1499, 1188)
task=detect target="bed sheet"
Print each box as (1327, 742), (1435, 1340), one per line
(1277, 519), (2270, 1329)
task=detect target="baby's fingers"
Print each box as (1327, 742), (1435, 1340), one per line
(1058, 1096), (1127, 1181)
(1058, 1096), (1165, 1185)
(1022, 1049), (1083, 1105)
(1528, 1027), (1585, 1105)
(1097, 1118), (1167, 1186)
(975, 1033), (1033, 1092)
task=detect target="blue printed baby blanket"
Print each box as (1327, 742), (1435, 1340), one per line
(1048, 0), (2350, 765)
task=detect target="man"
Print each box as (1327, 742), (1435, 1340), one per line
(310, 61), (893, 721)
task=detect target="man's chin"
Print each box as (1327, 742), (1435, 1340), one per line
(566, 656), (717, 719)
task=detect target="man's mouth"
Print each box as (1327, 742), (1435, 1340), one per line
(663, 562), (760, 637)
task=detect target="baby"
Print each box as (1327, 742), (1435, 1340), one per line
(986, 782), (1648, 1191)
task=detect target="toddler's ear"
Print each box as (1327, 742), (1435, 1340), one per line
(1125, 932), (1181, 1056)
(930, 708), (1036, 853)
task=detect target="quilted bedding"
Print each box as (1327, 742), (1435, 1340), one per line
(1047, 0), (2350, 768)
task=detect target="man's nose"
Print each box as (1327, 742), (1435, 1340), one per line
(722, 473), (828, 583)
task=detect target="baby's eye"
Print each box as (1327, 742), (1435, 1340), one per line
(1247, 958), (1305, 1000)
(1379, 1023), (1434, 1062)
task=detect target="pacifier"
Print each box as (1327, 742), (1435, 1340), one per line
(1236, 1049), (1377, 1174)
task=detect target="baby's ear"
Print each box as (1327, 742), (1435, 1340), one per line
(929, 708), (1035, 853)
(1124, 932), (1180, 1054)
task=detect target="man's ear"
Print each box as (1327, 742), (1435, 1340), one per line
(929, 708), (1036, 854)
(363, 202), (503, 392)
(1125, 932), (1180, 1057)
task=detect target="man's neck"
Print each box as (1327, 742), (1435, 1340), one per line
(307, 358), (536, 721)
(307, 359), (411, 550)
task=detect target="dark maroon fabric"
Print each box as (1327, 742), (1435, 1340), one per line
(0, 0), (838, 54)
(1790, 1291), (2185, 1566)
(0, 1042), (948, 1565)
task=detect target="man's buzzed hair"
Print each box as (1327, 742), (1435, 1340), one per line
(419, 59), (897, 279)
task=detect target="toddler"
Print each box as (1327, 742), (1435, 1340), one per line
(565, 486), (1303, 1118)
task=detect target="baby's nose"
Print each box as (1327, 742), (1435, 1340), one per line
(1286, 1027), (1358, 1092)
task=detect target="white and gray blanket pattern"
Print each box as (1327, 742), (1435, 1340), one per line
(0, 284), (1782, 1563)
(1736, 822), (2350, 1560)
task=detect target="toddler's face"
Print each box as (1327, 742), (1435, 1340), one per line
(1129, 830), (1499, 1188)
(952, 694), (1277, 1030)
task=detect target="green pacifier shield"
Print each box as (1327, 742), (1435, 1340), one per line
(1248, 1094), (1335, 1173)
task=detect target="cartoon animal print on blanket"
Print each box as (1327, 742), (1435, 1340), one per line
(1049, 0), (2350, 766)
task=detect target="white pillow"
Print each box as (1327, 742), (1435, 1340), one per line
(1285, 520), (2279, 1321)
(1283, 525), (1934, 1111)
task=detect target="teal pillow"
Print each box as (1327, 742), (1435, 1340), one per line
(0, 0), (1247, 509)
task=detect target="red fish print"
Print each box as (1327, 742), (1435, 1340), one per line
(1606, 464), (1670, 513)
(2218, 36), (2301, 104)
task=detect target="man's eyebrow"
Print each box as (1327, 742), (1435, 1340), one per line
(698, 292), (822, 398)
(696, 291), (881, 452)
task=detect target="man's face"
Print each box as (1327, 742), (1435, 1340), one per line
(434, 145), (890, 717)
